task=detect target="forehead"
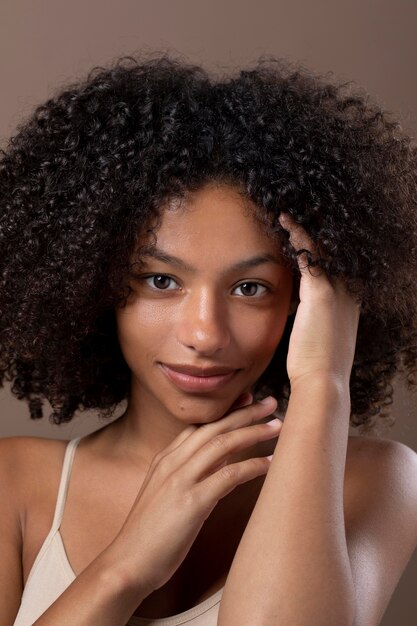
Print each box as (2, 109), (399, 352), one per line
(150, 184), (278, 253)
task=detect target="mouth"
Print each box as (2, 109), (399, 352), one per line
(159, 363), (240, 393)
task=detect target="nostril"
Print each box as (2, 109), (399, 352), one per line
(180, 322), (230, 354)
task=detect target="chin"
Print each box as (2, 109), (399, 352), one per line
(169, 393), (241, 425)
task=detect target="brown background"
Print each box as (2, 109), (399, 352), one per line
(1, 0), (416, 623)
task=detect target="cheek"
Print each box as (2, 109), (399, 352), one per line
(239, 307), (289, 364)
(115, 304), (168, 365)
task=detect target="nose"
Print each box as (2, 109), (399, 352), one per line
(176, 288), (230, 355)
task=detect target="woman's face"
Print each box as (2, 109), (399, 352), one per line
(115, 183), (295, 425)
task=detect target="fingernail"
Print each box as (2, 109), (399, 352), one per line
(259, 395), (274, 405)
(265, 418), (281, 428)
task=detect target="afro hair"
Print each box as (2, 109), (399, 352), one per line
(1, 51), (416, 436)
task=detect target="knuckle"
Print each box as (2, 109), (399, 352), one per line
(182, 486), (200, 509)
(209, 433), (229, 450)
(166, 471), (183, 492)
(247, 409), (259, 426)
(153, 456), (175, 481)
(250, 457), (267, 471)
(241, 407), (258, 427)
(185, 487), (212, 517)
(218, 464), (238, 481)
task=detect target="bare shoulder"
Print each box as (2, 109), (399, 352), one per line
(0, 436), (69, 511)
(344, 433), (417, 547)
(0, 435), (68, 474)
(343, 435), (417, 625)
(346, 433), (417, 501)
(347, 432), (417, 457)
(346, 433), (417, 480)
(0, 436), (69, 623)
(0, 434), (67, 456)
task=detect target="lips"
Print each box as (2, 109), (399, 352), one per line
(159, 363), (239, 392)
(162, 363), (237, 376)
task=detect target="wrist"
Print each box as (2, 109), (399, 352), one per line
(289, 372), (350, 401)
(97, 541), (154, 603)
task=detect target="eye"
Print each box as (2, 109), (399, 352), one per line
(233, 282), (269, 297)
(143, 274), (179, 290)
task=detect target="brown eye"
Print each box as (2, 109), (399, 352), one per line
(233, 282), (268, 297)
(144, 275), (178, 290)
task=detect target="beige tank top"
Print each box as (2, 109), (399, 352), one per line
(13, 437), (223, 626)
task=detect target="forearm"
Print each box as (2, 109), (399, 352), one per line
(32, 543), (150, 626)
(218, 377), (356, 626)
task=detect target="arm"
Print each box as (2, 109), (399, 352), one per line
(344, 436), (417, 626)
(32, 545), (151, 626)
(218, 213), (417, 625)
(218, 379), (417, 626)
(218, 212), (359, 626)
(217, 377), (355, 626)
(0, 438), (25, 625)
(0, 437), (152, 626)
(9, 398), (285, 625)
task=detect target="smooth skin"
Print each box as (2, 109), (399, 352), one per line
(112, 182), (296, 456)
(1, 183), (417, 625)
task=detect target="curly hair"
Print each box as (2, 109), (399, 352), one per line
(1, 51), (416, 436)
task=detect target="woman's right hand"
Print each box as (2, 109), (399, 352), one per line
(109, 393), (281, 595)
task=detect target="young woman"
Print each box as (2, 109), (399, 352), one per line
(1, 53), (417, 626)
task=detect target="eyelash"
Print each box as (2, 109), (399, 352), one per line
(139, 274), (270, 297)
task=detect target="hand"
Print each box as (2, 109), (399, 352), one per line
(109, 394), (281, 594)
(278, 212), (361, 386)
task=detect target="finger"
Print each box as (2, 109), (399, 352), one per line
(161, 396), (278, 468)
(158, 392), (254, 457)
(228, 391), (253, 411)
(279, 213), (327, 282)
(198, 395), (277, 436)
(155, 423), (199, 458)
(151, 391), (253, 454)
(278, 212), (319, 256)
(194, 454), (274, 504)
(186, 418), (282, 482)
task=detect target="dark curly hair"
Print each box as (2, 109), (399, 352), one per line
(1, 51), (416, 436)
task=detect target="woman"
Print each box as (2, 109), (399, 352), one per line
(1, 53), (417, 625)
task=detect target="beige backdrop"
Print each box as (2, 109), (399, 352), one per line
(1, 0), (416, 623)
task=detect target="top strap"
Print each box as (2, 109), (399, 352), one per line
(50, 436), (83, 532)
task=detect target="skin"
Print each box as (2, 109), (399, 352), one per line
(4, 181), (416, 626)
(26, 181), (299, 622)
(112, 181), (296, 465)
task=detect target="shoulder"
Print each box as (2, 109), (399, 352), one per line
(345, 434), (417, 522)
(0, 437), (70, 622)
(344, 434), (417, 563)
(346, 434), (417, 491)
(347, 433), (417, 459)
(0, 436), (69, 512)
(346, 433), (417, 472)
(345, 435), (417, 622)
(343, 435), (417, 625)
(0, 435), (68, 472)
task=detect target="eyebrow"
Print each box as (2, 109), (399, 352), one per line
(138, 246), (283, 273)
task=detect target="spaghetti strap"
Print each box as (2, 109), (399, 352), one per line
(50, 437), (82, 532)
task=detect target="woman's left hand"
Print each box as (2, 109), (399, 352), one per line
(279, 212), (361, 387)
